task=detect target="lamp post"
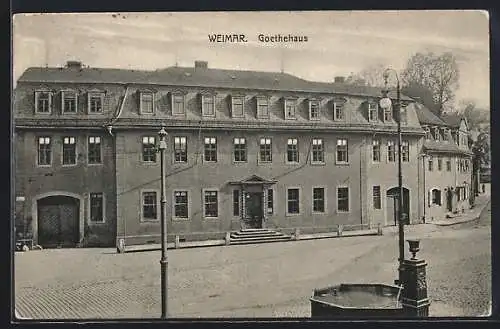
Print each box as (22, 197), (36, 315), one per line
(379, 68), (405, 286)
(158, 125), (168, 319)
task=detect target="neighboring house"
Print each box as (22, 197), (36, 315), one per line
(14, 60), (429, 248)
(415, 109), (473, 222)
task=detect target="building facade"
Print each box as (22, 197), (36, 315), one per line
(14, 60), (468, 248)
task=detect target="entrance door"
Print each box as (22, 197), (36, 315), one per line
(446, 189), (453, 212)
(386, 187), (410, 226)
(245, 192), (263, 229)
(37, 196), (79, 248)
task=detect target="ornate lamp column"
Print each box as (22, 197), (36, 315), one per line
(158, 125), (168, 319)
(402, 239), (430, 316)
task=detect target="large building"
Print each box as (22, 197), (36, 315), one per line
(13, 60), (471, 248)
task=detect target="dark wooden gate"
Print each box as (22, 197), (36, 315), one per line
(37, 196), (79, 248)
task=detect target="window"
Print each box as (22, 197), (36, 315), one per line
(309, 100), (320, 120)
(172, 94), (185, 116)
(257, 97), (269, 118)
(233, 190), (240, 216)
(231, 96), (244, 118)
(259, 138), (272, 162)
(384, 106), (392, 121)
(90, 193), (104, 223)
(334, 102), (344, 121)
(233, 138), (247, 162)
(287, 188), (300, 214)
(434, 128), (441, 141)
(372, 139), (381, 162)
(174, 137), (187, 163)
(424, 127), (432, 140)
(428, 157), (433, 171)
(387, 141), (396, 162)
(88, 136), (102, 164)
(174, 191), (189, 219)
(337, 187), (349, 212)
(401, 141), (409, 162)
(62, 91), (77, 113)
(62, 137), (76, 165)
(313, 187), (325, 213)
(336, 139), (348, 163)
(202, 95), (215, 117)
(37, 137), (51, 166)
(35, 91), (51, 113)
(443, 129), (449, 142)
(142, 137), (157, 162)
(140, 92), (154, 114)
(287, 138), (299, 163)
(142, 191), (158, 220)
(373, 186), (381, 210)
(400, 107), (408, 124)
(431, 189), (442, 206)
(204, 137), (217, 162)
(437, 157), (442, 171)
(368, 103), (378, 121)
(312, 138), (324, 163)
(88, 92), (103, 113)
(286, 98), (297, 119)
(446, 158), (452, 171)
(204, 190), (218, 217)
(267, 189), (274, 215)
(457, 159), (461, 172)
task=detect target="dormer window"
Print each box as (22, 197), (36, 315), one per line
(201, 94), (215, 117)
(140, 91), (155, 114)
(399, 106), (408, 125)
(231, 95), (244, 118)
(88, 91), (104, 114)
(368, 103), (378, 121)
(424, 127), (431, 140)
(383, 105), (392, 122)
(285, 98), (298, 120)
(61, 90), (77, 113)
(256, 96), (269, 119)
(171, 93), (185, 116)
(434, 127), (441, 141)
(443, 128), (449, 142)
(333, 101), (345, 121)
(35, 90), (52, 114)
(308, 99), (320, 121)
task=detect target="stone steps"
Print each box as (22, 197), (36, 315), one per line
(229, 229), (292, 245)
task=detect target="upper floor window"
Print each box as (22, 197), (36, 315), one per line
(437, 157), (443, 171)
(333, 102), (344, 121)
(287, 138), (299, 163)
(62, 137), (77, 165)
(231, 96), (244, 118)
(142, 136), (157, 162)
(401, 141), (409, 162)
(172, 94), (185, 116)
(312, 138), (324, 164)
(204, 137), (217, 162)
(259, 138), (272, 163)
(446, 158), (452, 171)
(309, 99), (320, 120)
(372, 139), (381, 162)
(257, 97), (269, 119)
(35, 90), (52, 113)
(174, 137), (187, 163)
(140, 91), (154, 114)
(88, 92), (104, 113)
(336, 139), (348, 163)
(88, 136), (102, 164)
(368, 103), (378, 121)
(62, 90), (77, 113)
(285, 98), (297, 120)
(37, 136), (52, 166)
(233, 138), (247, 162)
(202, 94), (215, 117)
(387, 140), (396, 162)
(428, 157), (433, 171)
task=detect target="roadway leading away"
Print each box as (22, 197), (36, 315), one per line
(15, 202), (491, 319)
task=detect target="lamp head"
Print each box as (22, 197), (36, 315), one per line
(158, 125), (168, 139)
(379, 96), (392, 110)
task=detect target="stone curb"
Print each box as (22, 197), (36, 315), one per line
(432, 199), (490, 227)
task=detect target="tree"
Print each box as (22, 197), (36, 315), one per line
(345, 63), (388, 87)
(458, 99), (490, 131)
(401, 52), (460, 116)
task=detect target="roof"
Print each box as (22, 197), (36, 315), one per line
(17, 65), (413, 100)
(441, 113), (465, 129)
(413, 103), (447, 126)
(423, 140), (473, 156)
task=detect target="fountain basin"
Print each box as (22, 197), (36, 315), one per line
(310, 283), (405, 318)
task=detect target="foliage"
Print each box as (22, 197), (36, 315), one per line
(345, 64), (389, 87)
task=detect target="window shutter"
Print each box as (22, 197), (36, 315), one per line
(428, 191), (431, 207)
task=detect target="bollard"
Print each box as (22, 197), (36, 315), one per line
(294, 228), (300, 241)
(175, 235), (181, 249)
(377, 223), (383, 236)
(116, 238), (125, 254)
(337, 224), (343, 237)
(225, 232), (231, 246)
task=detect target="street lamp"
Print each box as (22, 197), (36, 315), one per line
(379, 68), (405, 286)
(158, 125), (168, 319)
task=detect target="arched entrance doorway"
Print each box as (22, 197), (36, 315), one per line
(386, 187), (410, 226)
(37, 195), (80, 248)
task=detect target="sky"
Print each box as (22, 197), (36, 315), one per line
(12, 11), (490, 109)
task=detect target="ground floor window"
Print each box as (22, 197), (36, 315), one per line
(372, 186), (381, 209)
(142, 191), (158, 220)
(312, 187), (325, 213)
(287, 188), (300, 214)
(337, 187), (349, 212)
(267, 189), (274, 214)
(233, 189), (240, 216)
(174, 191), (188, 218)
(204, 190), (218, 217)
(90, 193), (104, 223)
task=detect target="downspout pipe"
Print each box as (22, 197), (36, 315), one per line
(105, 84), (131, 136)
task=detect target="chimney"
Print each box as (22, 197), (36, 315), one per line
(334, 76), (345, 83)
(66, 61), (83, 69)
(194, 61), (208, 69)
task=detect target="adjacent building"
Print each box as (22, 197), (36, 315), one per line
(13, 60), (470, 248)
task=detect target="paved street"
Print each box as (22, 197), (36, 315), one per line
(15, 202), (491, 319)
